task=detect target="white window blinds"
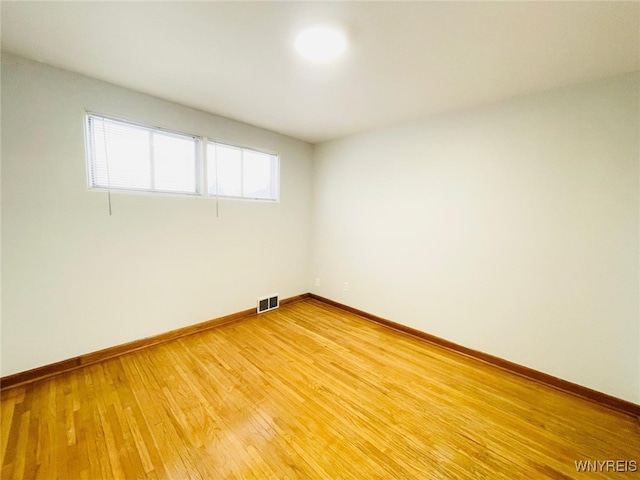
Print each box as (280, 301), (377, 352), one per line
(86, 114), (199, 195)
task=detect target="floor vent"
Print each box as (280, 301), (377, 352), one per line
(257, 294), (279, 314)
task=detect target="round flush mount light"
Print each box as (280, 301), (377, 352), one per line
(294, 25), (348, 62)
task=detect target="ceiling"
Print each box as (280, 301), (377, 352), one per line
(2, 1), (639, 144)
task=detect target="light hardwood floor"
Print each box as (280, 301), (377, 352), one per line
(2, 299), (639, 479)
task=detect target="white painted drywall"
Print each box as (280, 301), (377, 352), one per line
(1, 54), (313, 376)
(312, 73), (640, 403)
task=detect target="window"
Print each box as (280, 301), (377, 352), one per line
(207, 142), (279, 201)
(86, 114), (199, 195)
(85, 114), (279, 201)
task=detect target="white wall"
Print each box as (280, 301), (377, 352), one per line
(312, 73), (640, 403)
(1, 54), (313, 376)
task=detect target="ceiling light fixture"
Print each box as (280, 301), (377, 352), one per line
(294, 25), (348, 62)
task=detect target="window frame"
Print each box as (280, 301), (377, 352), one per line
(84, 112), (280, 202)
(206, 140), (280, 202)
(85, 112), (202, 196)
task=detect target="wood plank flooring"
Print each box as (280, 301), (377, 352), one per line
(2, 299), (639, 479)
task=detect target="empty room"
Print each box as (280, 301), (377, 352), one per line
(1, 1), (639, 478)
